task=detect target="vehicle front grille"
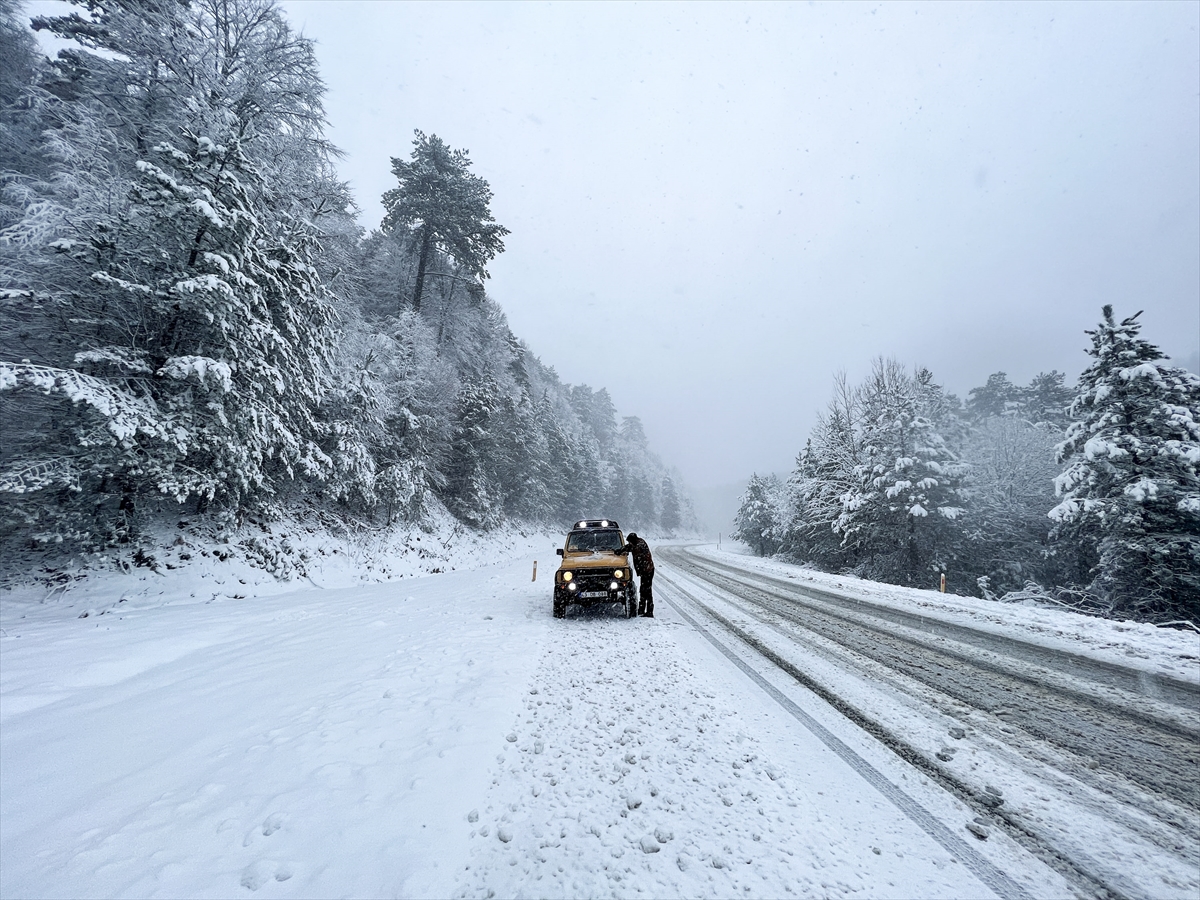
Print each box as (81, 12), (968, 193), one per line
(575, 571), (617, 592)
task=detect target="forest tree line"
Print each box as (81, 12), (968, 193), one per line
(733, 309), (1200, 623)
(0, 0), (691, 563)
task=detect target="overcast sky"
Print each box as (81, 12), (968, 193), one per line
(225, 3), (1200, 491)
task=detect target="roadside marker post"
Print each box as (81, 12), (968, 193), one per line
(532, 561), (537, 582)
(940, 572), (946, 593)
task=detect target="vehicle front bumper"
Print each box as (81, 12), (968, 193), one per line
(555, 572), (631, 603)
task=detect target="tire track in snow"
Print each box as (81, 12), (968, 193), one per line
(668, 551), (1200, 805)
(660, 547), (1200, 899)
(658, 586), (1034, 900)
(679, 551), (1200, 711)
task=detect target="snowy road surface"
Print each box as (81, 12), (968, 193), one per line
(1, 543), (1195, 898)
(658, 546), (1200, 899)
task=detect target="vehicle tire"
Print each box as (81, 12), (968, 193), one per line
(553, 597), (566, 619)
(626, 587), (637, 618)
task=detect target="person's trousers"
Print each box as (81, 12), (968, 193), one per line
(638, 570), (654, 616)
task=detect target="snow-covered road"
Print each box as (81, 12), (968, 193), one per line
(454, 594), (1043, 900)
(2, 542), (1195, 898)
(659, 545), (1200, 900)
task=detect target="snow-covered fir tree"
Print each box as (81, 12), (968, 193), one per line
(1, 0), (341, 541)
(733, 473), (785, 556)
(1050, 307), (1200, 620)
(835, 359), (968, 586)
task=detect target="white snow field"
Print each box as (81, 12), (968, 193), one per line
(1, 538), (1193, 898)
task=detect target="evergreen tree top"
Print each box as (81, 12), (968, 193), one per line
(381, 130), (509, 283)
(1069, 306), (1199, 423)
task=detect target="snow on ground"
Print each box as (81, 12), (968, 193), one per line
(701, 543), (1200, 685)
(455, 607), (1009, 900)
(2, 561), (537, 896)
(3, 532), (1169, 898)
(1, 518), (554, 898)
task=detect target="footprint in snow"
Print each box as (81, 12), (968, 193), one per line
(240, 860), (293, 891)
(261, 812), (287, 836)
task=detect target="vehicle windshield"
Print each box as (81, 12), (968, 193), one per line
(566, 530), (624, 552)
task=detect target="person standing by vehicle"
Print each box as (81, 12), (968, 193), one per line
(617, 532), (654, 617)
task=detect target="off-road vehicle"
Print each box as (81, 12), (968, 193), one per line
(553, 519), (637, 619)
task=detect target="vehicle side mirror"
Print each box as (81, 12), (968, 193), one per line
(556, 548), (564, 556)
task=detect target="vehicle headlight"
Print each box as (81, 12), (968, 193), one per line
(610, 581), (619, 590)
(613, 569), (624, 579)
(568, 582), (577, 591)
(561, 571), (572, 582)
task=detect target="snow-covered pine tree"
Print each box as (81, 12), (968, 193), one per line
(443, 376), (504, 528)
(496, 391), (554, 521)
(836, 359), (968, 586)
(604, 462), (634, 525)
(785, 374), (862, 568)
(1050, 307), (1200, 620)
(733, 473), (784, 556)
(570, 429), (605, 520)
(569, 385), (619, 456)
(781, 441), (831, 565)
(318, 304), (452, 521)
(381, 131), (509, 312)
(535, 392), (576, 522)
(615, 416), (659, 528)
(0, 0), (50, 227)
(1019, 371), (1074, 431)
(135, 134), (336, 504)
(2, 3), (202, 542)
(1, 0), (342, 545)
(959, 416), (1061, 597)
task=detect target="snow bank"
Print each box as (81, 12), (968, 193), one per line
(0, 505), (553, 627)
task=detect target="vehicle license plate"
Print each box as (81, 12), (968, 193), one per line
(580, 591), (607, 598)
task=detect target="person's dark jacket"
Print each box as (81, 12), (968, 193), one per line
(618, 535), (654, 575)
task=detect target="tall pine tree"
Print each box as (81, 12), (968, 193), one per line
(381, 131), (508, 312)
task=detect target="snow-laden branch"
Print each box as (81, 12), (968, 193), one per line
(0, 361), (178, 447)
